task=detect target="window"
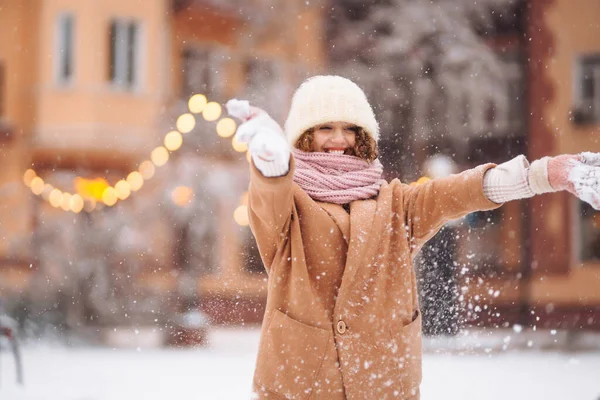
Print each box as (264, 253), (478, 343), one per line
(181, 47), (225, 99)
(578, 201), (600, 262)
(109, 20), (141, 90)
(574, 54), (600, 124)
(55, 13), (74, 84)
(182, 48), (212, 97)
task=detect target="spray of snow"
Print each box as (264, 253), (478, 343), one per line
(569, 152), (600, 210)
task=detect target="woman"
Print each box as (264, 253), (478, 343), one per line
(227, 76), (600, 400)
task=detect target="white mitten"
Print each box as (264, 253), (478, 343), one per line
(226, 99), (290, 177)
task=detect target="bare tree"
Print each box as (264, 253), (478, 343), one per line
(328, 0), (522, 177)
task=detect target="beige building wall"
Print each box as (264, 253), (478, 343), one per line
(1, 0), (172, 290)
(0, 0), (327, 323)
(0, 0), (42, 261)
(33, 0), (170, 165)
(531, 0), (600, 304)
(457, 0), (600, 329)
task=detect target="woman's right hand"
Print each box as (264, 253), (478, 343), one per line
(226, 99), (290, 177)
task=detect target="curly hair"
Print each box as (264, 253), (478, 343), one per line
(295, 126), (379, 162)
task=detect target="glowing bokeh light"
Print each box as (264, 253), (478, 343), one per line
(171, 186), (194, 207)
(232, 135), (248, 153)
(202, 102), (222, 121)
(151, 147), (169, 167)
(188, 94), (207, 114)
(127, 171), (144, 191)
(49, 189), (63, 208)
(233, 205), (249, 226)
(70, 194), (84, 213)
(216, 118), (236, 138)
(164, 130), (183, 151)
(115, 180), (131, 200)
(23, 169), (36, 187)
(30, 177), (45, 195)
(60, 192), (72, 211)
(102, 187), (118, 206)
(177, 113), (196, 133)
(139, 161), (155, 180)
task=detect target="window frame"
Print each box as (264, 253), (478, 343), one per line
(574, 198), (600, 265)
(54, 12), (75, 86)
(108, 18), (143, 92)
(180, 45), (226, 99)
(573, 53), (600, 125)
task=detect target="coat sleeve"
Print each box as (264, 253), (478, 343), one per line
(247, 156), (296, 274)
(402, 163), (503, 255)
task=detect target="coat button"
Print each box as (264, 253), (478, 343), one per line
(336, 320), (347, 334)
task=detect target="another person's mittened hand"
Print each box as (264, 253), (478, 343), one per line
(548, 152), (600, 210)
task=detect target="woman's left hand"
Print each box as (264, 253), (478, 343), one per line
(548, 152), (600, 209)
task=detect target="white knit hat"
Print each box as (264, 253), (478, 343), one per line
(284, 75), (380, 146)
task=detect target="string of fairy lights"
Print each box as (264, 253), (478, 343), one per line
(22, 93), (431, 227)
(22, 94), (252, 225)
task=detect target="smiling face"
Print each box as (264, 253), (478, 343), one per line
(310, 121), (358, 155)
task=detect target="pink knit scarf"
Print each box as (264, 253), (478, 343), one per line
(292, 149), (386, 204)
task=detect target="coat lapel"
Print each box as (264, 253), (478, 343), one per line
(334, 199), (378, 313)
(318, 202), (350, 244)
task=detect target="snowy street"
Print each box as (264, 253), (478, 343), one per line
(2, 328), (600, 400)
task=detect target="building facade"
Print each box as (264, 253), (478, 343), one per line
(459, 0), (600, 330)
(0, 0), (326, 328)
(2, 0), (598, 332)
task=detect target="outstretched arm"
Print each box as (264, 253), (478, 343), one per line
(404, 163), (502, 254)
(483, 153), (600, 209)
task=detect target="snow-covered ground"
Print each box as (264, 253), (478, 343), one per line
(2, 328), (600, 400)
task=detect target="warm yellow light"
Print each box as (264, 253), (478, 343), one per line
(49, 189), (63, 208)
(127, 171), (144, 191)
(164, 130), (183, 151)
(115, 180), (131, 200)
(216, 118), (236, 138)
(60, 192), (72, 211)
(139, 161), (155, 180)
(188, 94), (207, 113)
(74, 177), (110, 201)
(233, 205), (249, 226)
(151, 146), (169, 167)
(23, 169), (37, 187)
(30, 177), (45, 195)
(177, 113), (196, 134)
(232, 135), (248, 153)
(70, 194), (84, 213)
(202, 102), (222, 122)
(416, 176), (431, 185)
(102, 187), (118, 206)
(171, 186), (194, 207)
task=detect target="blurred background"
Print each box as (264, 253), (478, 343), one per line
(0, 0), (599, 398)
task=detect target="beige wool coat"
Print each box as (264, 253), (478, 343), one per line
(248, 157), (501, 400)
